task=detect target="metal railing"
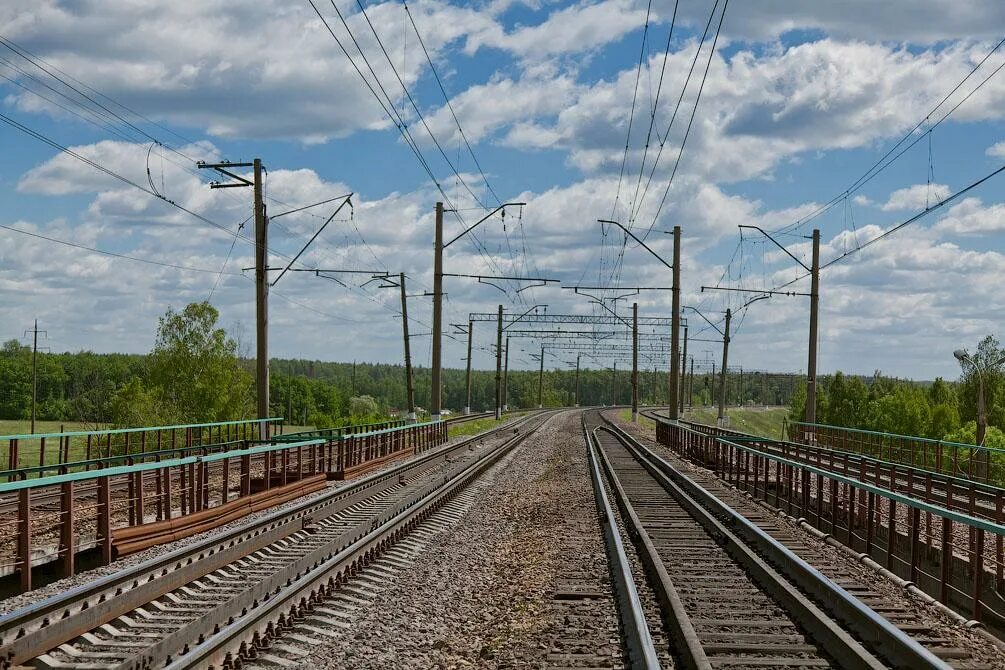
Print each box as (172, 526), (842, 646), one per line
(656, 417), (1005, 627)
(0, 419), (449, 594)
(0, 417), (285, 479)
(786, 420), (1004, 485)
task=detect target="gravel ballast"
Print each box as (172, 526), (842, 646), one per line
(0, 422), (524, 616)
(612, 409), (1005, 670)
(307, 409), (623, 669)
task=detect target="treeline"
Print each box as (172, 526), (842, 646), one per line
(1, 301), (803, 431)
(787, 335), (1004, 447)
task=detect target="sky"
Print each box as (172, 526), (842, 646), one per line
(0, 0), (1003, 380)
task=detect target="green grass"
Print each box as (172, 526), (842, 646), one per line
(0, 419), (104, 437)
(619, 409), (656, 429)
(447, 413), (526, 439)
(684, 406), (790, 440)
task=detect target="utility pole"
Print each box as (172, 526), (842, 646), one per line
(431, 201), (527, 421)
(537, 345), (545, 408)
(431, 201), (444, 421)
(806, 228), (821, 427)
(351, 361), (356, 396)
(201, 158), (271, 429)
(575, 354), (581, 407)
(711, 362), (716, 406)
(399, 273), (415, 421)
(679, 324), (688, 415)
(612, 362), (617, 406)
(464, 320), (474, 415)
(632, 303), (639, 422)
(24, 319), (47, 434)
(669, 225), (681, 419)
(495, 304), (503, 419)
(689, 356), (695, 409)
(718, 309), (732, 425)
(503, 336), (510, 411)
(251, 159), (271, 432)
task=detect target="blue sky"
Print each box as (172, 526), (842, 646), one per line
(1, 0), (1004, 381)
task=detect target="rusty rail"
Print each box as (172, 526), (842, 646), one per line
(0, 419), (448, 594)
(0, 418), (284, 480)
(655, 417), (1005, 630)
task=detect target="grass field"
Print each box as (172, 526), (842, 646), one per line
(684, 406), (790, 440)
(0, 419), (105, 437)
(620, 409), (657, 429)
(447, 413), (528, 439)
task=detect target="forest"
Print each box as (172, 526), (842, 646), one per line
(786, 335), (1004, 448)
(0, 302), (999, 448)
(0, 301), (800, 430)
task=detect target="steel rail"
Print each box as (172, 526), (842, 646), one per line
(163, 411), (556, 669)
(600, 417), (951, 670)
(582, 414), (661, 670)
(0, 411), (543, 665)
(589, 421), (709, 670)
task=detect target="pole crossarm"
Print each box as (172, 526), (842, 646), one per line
(271, 195), (353, 286)
(270, 194), (353, 220)
(701, 285), (807, 298)
(443, 273), (559, 294)
(444, 273), (558, 282)
(501, 329), (671, 341)
(738, 224), (812, 272)
(682, 305), (725, 337)
(467, 313), (673, 326)
(502, 304), (549, 331)
(566, 286), (674, 291)
(197, 161), (255, 189)
(443, 202), (527, 248)
(598, 219), (674, 271)
(588, 298), (632, 327)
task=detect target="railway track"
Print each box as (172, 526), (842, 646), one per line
(0, 411), (551, 669)
(633, 411), (998, 668)
(641, 409), (1004, 520)
(585, 410), (952, 669)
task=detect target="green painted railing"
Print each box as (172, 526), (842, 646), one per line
(786, 419), (1002, 485)
(1, 417), (284, 476)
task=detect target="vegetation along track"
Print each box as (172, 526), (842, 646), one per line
(584, 409), (951, 670)
(0, 410), (553, 669)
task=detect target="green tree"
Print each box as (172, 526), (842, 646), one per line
(824, 372), (870, 428)
(148, 302), (253, 422)
(349, 395), (381, 421)
(109, 377), (168, 427)
(957, 335), (1005, 430)
(868, 387), (931, 437)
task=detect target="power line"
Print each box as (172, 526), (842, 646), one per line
(610, 0), (653, 222)
(0, 222), (243, 275)
(628, 0), (680, 226)
(308, 0), (527, 302)
(352, 0), (487, 211)
(0, 112), (260, 249)
(402, 1), (500, 206)
(641, 0), (728, 242)
(630, 0), (722, 227)
(773, 35), (1005, 236)
(765, 162), (1005, 293)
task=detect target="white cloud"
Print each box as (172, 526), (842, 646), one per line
(987, 141), (1005, 160)
(0, 1), (499, 142)
(880, 183), (950, 211)
(935, 197), (1005, 236)
(454, 39), (1005, 188)
(659, 0), (1005, 44)
(466, 0), (650, 60)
